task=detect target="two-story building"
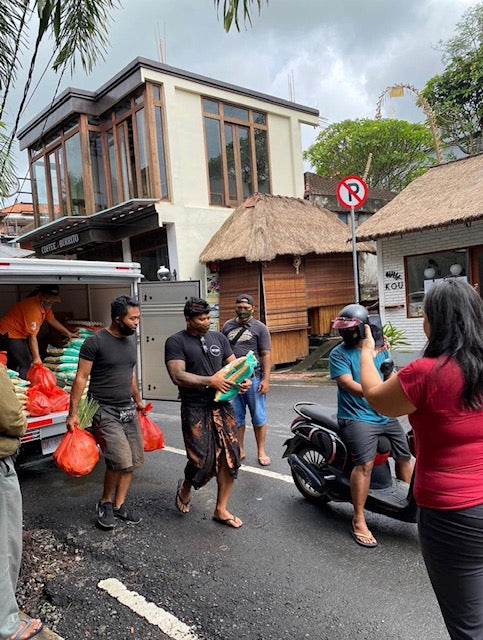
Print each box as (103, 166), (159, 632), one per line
(16, 57), (319, 285)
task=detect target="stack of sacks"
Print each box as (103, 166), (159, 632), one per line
(44, 326), (98, 394)
(6, 368), (30, 417)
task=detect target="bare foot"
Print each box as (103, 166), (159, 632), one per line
(258, 454), (271, 466)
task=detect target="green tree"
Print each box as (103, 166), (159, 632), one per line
(213, 0), (268, 32)
(0, 0), (265, 200)
(422, 2), (483, 154)
(304, 118), (436, 193)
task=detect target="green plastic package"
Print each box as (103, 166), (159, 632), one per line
(214, 350), (258, 402)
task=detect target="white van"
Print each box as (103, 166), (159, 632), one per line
(0, 257), (201, 465)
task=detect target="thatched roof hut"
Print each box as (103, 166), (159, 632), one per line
(200, 193), (375, 365)
(199, 193), (372, 263)
(357, 153), (483, 242)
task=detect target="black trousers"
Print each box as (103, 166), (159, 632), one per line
(0, 333), (31, 379)
(418, 504), (483, 640)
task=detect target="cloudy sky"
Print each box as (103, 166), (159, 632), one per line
(7, 0), (478, 192)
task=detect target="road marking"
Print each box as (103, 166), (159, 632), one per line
(162, 446), (294, 484)
(98, 578), (200, 640)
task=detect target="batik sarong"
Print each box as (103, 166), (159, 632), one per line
(180, 402), (240, 489)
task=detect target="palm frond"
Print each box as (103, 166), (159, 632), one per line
(213, 0), (267, 32)
(49, 0), (121, 73)
(0, 0), (30, 119)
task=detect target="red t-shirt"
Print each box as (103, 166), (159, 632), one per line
(398, 357), (483, 510)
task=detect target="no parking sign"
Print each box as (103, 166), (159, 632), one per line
(336, 175), (368, 209)
(335, 175), (368, 303)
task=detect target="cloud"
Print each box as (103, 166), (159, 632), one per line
(6, 0), (480, 184)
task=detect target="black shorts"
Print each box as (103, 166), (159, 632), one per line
(338, 417), (411, 465)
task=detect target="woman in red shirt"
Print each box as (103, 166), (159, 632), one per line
(360, 279), (483, 640)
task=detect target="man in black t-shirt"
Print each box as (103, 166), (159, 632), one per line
(165, 297), (248, 529)
(67, 296), (146, 530)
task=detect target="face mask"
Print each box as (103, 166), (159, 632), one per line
(40, 297), (54, 309)
(117, 319), (135, 336)
(236, 310), (252, 320)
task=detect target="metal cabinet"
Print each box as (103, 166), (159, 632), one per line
(139, 281), (200, 400)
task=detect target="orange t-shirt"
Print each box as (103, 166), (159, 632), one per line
(0, 294), (54, 339)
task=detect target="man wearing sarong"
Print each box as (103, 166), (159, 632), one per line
(165, 297), (249, 529)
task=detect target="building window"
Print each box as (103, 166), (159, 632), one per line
(152, 86), (169, 200)
(28, 82), (170, 228)
(202, 98), (270, 206)
(64, 132), (85, 215)
(406, 249), (468, 317)
(29, 118), (84, 223)
(31, 158), (49, 226)
(89, 131), (108, 211)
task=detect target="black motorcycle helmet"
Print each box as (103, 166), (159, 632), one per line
(332, 303), (369, 347)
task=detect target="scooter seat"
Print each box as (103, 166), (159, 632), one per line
(293, 403), (339, 430)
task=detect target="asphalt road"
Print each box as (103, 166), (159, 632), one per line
(18, 379), (449, 640)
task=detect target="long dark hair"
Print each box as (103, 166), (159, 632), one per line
(423, 279), (483, 410)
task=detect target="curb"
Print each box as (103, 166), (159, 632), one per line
(19, 613), (65, 640)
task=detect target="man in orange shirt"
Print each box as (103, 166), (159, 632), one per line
(0, 285), (77, 378)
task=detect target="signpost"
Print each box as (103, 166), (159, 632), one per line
(336, 175), (368, 303)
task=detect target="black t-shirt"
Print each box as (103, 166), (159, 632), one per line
(164, 330), (233, 405)
(79, 328), (137, 407)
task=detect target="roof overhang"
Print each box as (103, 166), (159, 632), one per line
(356, 212), (483, 242)
(16, 199), (161, 257)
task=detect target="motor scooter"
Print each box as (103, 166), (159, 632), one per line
(282, 361), (417, 524)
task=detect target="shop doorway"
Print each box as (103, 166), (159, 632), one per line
(470, 245), (483, 296)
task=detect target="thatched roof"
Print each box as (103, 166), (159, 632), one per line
(199, 193), (373, 263)
(357, 153), (483, 241)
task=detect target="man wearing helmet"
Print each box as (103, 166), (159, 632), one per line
(329, 304), (412, 548)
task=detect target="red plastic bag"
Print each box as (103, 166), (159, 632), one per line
(138, 403), (165, 452)
(26, 363), (57, 394)
(53, 426), (99, 477)
(48, 387), (70, 412)
(26, 385), (51, 416)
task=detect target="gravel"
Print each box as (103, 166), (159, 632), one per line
(17, 528), (82, 633)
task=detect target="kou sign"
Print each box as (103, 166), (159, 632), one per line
(336, 175), (368, 209)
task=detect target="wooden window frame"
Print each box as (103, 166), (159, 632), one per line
(202, 97), (271, 207)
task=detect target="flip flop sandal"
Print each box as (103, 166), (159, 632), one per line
(8, 618), (44, 640)
(175, 478), (191, 513)
(351, 529), (378, 548)
(213, 515), (243, 528)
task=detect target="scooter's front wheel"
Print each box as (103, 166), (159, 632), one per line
(290, 444), (331, 505)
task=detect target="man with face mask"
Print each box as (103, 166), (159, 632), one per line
(66, 296), (146, 530)
(329, 304), (412, 548)
(0, 284), (78, 378)
(222, 294), (272, 466)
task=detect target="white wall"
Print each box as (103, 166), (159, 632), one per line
(141, 68), (318, 284)
(377, 220), (483, 361)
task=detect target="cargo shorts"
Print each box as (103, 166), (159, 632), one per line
(91, 404), (144, 471)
